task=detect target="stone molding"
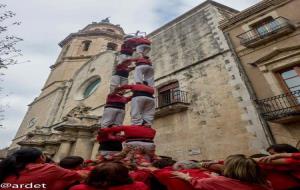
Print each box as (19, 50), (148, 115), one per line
(220, 0), (291, 30)
(59, 30), (123, 47)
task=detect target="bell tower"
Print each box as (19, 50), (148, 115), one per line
(9, 20), (125, 150)
(43, 20), (125, 92)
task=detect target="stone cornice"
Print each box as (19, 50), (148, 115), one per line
(41, 80), (66, 91)
(148, 0), (239, 38)
(59, 30), (123, 47)
(18, 140), (60, 146)
(220, 0), (291, 30)
(251, 45), (300, 66)
(50, 55), (93, 69)
(53, 124), (98, 132)
(81, 22), (125, 34)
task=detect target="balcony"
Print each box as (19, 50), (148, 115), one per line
(256, 90), (300, 123)
(155, 90), (190, 118)
(238, 17), (295, 48)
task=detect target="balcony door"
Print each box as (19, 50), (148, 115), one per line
(158, 82), (179, 107)
(278, 66), (300, 102)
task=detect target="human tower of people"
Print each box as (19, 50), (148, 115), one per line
(1, 33), (300, 190)
(96, 31), (158, 165)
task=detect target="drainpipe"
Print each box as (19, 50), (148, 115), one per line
(223, 32), (276, 145)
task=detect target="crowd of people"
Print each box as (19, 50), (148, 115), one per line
(0, 143), (299, 190)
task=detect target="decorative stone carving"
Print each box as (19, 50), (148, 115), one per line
(63, 105), (92, 121)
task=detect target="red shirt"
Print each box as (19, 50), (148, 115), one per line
(116, 59), (133, 72)
(121, 43), (134, 55)
(190, 176), (272, 190)
(119, 84), (154, 95)
(69, 181), (149, 190)
(260, 160), (300, 187)
(133, 57), (152, 65)
(126, 37), (151, 46)
(106, 94), (131, 104)
(97, 127), (125, 143)
(129, 169), (152, 186)
(264, 170), (300, 190)
(153, 168), (211, 190)
(4, 163), (81, 190)
(101, 126), (156, 141)
(292, 153), (300, 159)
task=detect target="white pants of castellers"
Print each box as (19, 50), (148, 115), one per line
(117, 54), (131, 64)
(131, 96), (155, 125)
(100, 108), (125, 128)
(110, 75), (128, 93)
(134, 65), (154, 86)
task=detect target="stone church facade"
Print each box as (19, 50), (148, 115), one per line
(9, 1), (273, 161)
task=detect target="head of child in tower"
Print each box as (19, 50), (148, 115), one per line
(85, 161), (133, 189)
(223, 154), (267, 185)
(59, 156), (84, 170)
(266, 144), (299, 155)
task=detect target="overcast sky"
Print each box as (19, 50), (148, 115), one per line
(0, 0), (260, 149)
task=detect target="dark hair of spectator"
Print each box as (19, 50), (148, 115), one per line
(0, 147), (43, 183)
(250, 154), (269, 158)
(85, 161), (133, 189)
(59, 156), (84, 169)
(267, 144), (299, 153)
(152, 158), (176, 169)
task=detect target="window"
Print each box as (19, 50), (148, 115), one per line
(82, 40), (92, 51)
(237, 17), (294, 47)
(251, 17), (276, 36)
(157, 81), (180, 107)
(83, 78), (101, 98)
(278, 66), (300, 102)
(279, 67), (300, 92)
(106, 42), (118, 51)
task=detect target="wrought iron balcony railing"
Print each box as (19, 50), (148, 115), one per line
(256, 90), (300, 122)
(156, 90), (189, 109)
(237, 17), (295, 47)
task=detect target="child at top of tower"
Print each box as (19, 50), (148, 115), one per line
(116, 81), (155, 126)
(121, 32), (151, 57)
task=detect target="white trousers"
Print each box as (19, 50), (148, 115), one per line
(136, 44), (151, 56)
(131, 96), (155, 125)
(100, 107), (125, 128)
(110, 75), (128, 93)
(117, 54), (131, 64)
(134, 65), (154, 86)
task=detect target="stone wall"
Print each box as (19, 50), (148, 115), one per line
(146, 3), (270, 160)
